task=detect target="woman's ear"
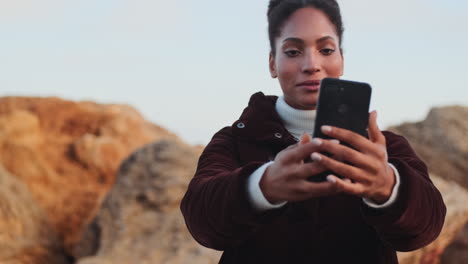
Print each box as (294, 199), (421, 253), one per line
(269, 52), (277, 78)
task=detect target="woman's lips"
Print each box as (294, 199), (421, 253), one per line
(296, 80), (320, 91)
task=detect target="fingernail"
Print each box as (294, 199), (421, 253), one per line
(330, 139), (340, 144)
(312, 138), (322, 146)
(321, 126), (332, 133)
(344, 178), (351, 183)
(311, 152), (321, 161)
(326, 175), (336, 183)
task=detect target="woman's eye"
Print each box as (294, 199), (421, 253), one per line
(284, 50), (301, 57)
(320, 48), (335, 55)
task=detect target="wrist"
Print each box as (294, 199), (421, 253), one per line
(368, 164), (396, 204)
(259, 166), (282, 204)
(370, 191), (392, 205)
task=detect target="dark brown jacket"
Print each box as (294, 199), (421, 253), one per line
(181, 92), (446, 264)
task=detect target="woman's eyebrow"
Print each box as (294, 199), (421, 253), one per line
(282, 36), (336, 45)
(316, 36), (335, 44)
(282, 37), (304, 45)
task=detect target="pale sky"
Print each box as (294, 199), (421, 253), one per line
(1, 0), (467, 145)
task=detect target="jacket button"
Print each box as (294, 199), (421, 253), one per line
(237, 122), (245, 128)
(274, 132), (282, 138)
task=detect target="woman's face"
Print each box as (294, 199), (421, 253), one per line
(269, 7), (344, 110)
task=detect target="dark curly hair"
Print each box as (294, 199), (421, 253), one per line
(267, 0), (344, 55)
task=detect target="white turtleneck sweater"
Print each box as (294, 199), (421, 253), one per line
(246, 96), (401, 211)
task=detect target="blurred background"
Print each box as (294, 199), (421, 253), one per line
(1, 0), (467, 145)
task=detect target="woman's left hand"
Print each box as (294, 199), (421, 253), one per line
(310, 111), (396, 204)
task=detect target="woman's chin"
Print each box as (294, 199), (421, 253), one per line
(300, 96), (318, 110)
(296, 101), (317, 110)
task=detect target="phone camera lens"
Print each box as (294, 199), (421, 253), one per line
(339, 87), (344, 92)
(338, 104), (348, 114)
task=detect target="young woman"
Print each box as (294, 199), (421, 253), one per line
(181, 0), (446, 263)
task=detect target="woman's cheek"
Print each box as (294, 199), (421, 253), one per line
(277, 61), (298, 88)
(329, 56), (344, 77)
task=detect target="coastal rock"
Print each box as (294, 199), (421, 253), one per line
(441, 224), (468, 263)
(0, 164), (70, 264)
(0, 97), (177, 254)
(75, 140), (221, 264)
(397, 175), (468, 264)
(389, 106), (468, 264)
(389, 106), (468, 189)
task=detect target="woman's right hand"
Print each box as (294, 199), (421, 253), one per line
(260, 134), (342, 204)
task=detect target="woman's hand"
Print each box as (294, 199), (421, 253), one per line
(310, 111), (396, 204)
(260, 133), (342, 204)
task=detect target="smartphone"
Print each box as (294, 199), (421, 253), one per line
(308, 78), (372, 182)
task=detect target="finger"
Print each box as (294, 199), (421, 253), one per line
(313, 138), (379, 173)
(367, 111), (385, 145)
(327, 175), (366, 196)
(283, 141), (320, 163)
(320, 125), (381, 156)
(311, 152), (370, 183)
(299, 133), (312, 145)
(282, 138), (339, 164)
(296, 160), (327, 179)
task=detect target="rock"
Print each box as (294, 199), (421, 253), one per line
(75, 140), (221, 264)
(397, 175), (468, 264)
(441, 223), (468, 263)
(0, 97), (177, 254)
(389, 106), (468, 264)
(389, 106), (468, 189)
(0, 164), (71, 264)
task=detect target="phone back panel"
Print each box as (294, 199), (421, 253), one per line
(313, 78), (372, 139)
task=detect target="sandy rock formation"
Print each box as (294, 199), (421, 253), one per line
(389, 106), (468, 264)
(389, 106), (468, 189)
(0, 164), (70, 264)
(397, 175), (468, 264)
(0, 97), (177, 254)
(441, 224), (468, 263)
(75, 140), (221, 264)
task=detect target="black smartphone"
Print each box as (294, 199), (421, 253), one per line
(308, 78), (372, 182)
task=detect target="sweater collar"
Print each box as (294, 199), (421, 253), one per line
(275, 96), (316, 140)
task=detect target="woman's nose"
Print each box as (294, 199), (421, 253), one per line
(302, 51), (320, 74)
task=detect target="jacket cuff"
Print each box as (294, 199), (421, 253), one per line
(362, 163), (401, 208)
(247, 161), (287, 211)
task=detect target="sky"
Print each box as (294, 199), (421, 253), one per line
(1, 0), (467, 145)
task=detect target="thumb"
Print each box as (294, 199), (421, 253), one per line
(368, 110), (384, 144)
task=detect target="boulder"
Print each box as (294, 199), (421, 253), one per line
(397, 175), (468, 264)
(0, 164), (70, 264)
(75, 140), (221, 264)
(389, 106), (468, 263)
(389, 106), (468, 189)
(440, 223), (468, 263)
(0, 97), (177, 254)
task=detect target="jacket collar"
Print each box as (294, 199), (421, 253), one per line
(232, 92), (296, 144)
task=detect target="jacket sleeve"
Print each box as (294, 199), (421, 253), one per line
(361, 131), (446, 252)
(180, 127), (285, 250)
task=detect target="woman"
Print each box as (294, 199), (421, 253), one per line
(181, 0), (446, 263)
